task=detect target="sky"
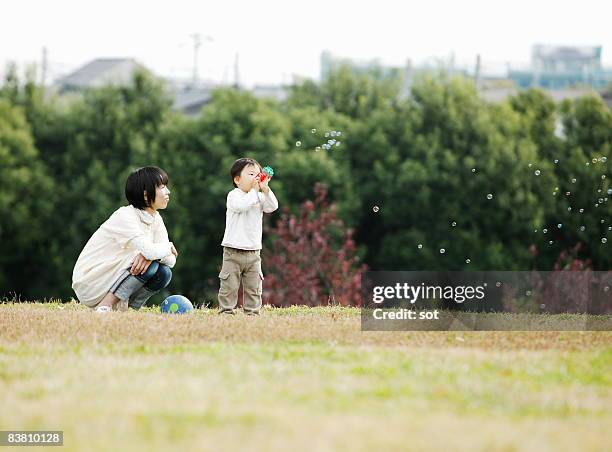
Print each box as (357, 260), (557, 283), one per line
(2, 0), (612, 87)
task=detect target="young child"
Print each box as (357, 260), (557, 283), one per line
(218, 158), (279, 315)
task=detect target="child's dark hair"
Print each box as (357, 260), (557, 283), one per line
(125, 166), (169, 209)
(230, 158), (262, 188)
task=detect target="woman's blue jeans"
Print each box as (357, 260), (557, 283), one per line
(134, 261), (172, 291)
(112, 261), (172, 309)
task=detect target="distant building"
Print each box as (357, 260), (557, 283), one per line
(171, 87), (214, 116)
(167, 84), (289, 117)
(319, 51), (471, 100)
(320, 50), (404, 80)
(251, 85), (288, 102)
(56, 58), (146, 92)
(509, 45), (612, 89)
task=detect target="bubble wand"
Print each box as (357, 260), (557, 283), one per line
(257, 166), (274, 182)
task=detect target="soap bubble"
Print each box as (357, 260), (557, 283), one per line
(465, 258), (471, 263)
(557, 223), (562, 228)
(571, 178), (577, 183)
(599, 198), (604, 204)
(554, 159), (559, 164)
(579, 208), (584, 213)
(337, 131), (342, 136)
(325, 132), (329, 137)
(372, 206), (379, 213)
(543, 229), (548, 233)
(439, 248), (446, 254)
(335, 142), (341, 147)
(528, 163), (532, 168)
(540, 304), (546, 309)
(471, 168), (476, 173)
(315, 147), (321, 152)
(311, 128), (316, 133)
(568, 207), (572, 211)
(549, 240), (554, 244)
(451, 221), (457, 227)
(526, 290), (532, 296)
(603, 238), (608, 244)
(604, 286), (610, 292)
(580, 226), (586, 231)
(534, 170), (541, 176)
(608, 189), (612, 195)
(417, 244), (423, 249)
(566, 192), (571, 196)
(593, 158), (598, 163)
(495, 281), (501, 287)
(602, 156), (607, 162)
(487, 193), (493, 200)
(602, 175), (607, 180)
(295, 141), (301, 147)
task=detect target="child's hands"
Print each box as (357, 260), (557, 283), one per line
(259, 177), (270, 194)
(251, 177), (261, 192)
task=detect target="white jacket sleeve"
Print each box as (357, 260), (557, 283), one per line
(258, 189), (279, 213)
(102, 207), (174, 263)
(129, 236), (173, 262)
(227, 189), (260, 213)
(102, 208), (145, 247)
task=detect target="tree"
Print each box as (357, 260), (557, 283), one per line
(0, 99), (54, 295)
(263, 183), (366, 306)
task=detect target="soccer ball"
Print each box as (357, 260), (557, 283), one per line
(161, 295), (194, 314)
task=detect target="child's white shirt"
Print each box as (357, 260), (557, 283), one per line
(221, 187), (279, 250)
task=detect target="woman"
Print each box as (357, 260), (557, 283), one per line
(72, 166), (178, 312)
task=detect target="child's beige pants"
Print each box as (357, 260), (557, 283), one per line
(218, 247), (264, 314)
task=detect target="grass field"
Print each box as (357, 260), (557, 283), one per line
(1, 302), (611, 451)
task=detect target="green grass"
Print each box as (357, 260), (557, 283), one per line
(0, 302), (611, 451)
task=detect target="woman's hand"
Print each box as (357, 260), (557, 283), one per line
(130, 253), (152, 275)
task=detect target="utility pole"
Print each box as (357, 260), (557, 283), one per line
(474, 54), (482, 90)
(233, 52), (240, 88)
(190, 34), (201, 87)
(41, 46), (48, 86)
(190, 33), (213, 88)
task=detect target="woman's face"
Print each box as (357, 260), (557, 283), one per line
(149, 184), (171, 210)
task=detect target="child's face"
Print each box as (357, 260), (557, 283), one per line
(235, 164), (261, 192)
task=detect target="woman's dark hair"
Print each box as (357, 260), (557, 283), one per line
(230, 158), (261, 187)
(125, 166), (169, 209)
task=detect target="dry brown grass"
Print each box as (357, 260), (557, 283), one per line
(0, 302), (610, 350)
(1, 302), (611, 452)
